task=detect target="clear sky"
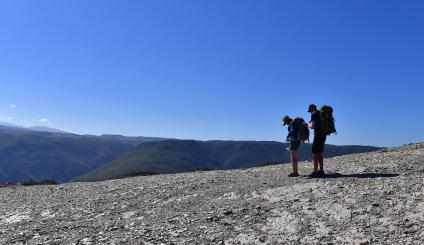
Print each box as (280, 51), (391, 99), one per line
(0, 0), (423, 147)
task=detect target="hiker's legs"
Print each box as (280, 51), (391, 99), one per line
(312, 134), (326, 172)
(312, 153), (319, 171)
(288, 141), (300, 175)
(319, 135), (326, 172)
(290, 150), (298, 174)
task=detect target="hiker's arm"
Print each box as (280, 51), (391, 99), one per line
(309, 121), (316, 129)
(286, 125), (294, 141)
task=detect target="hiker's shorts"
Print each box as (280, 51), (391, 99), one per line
(312, 134), (326, 153)
(289, 140), (301, 151)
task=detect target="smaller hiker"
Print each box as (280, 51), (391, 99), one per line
(282, 115), (303, 177)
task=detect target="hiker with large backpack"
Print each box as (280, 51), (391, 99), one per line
(282, 115), (310, 177)
(308, 104), (336, 176)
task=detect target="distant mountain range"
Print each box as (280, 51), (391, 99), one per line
(28, 126), (70, 134)
(0, 122), (70, 134)
(74, 140), (382, 182)
(0, 122), (22, 128)
(0, 125), (165, 183)
(0, 124), (382, 183)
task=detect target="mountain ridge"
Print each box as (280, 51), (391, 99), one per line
(0, 123), (71, 134)
(0, 125), (381, 184)
(28, 126), (70, 134)
(0, 127), (164, 183)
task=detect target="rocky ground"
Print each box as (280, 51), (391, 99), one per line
(0, 142), (423, 244)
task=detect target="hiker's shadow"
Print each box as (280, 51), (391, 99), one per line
(307, 172), (399, 179)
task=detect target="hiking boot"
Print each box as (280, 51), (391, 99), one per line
(309, 170), (324, 177)
(309, 171), (320, 177)
(288, 172), (300, 177)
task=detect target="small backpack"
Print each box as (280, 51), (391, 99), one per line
(320, 105), (337, 136)
(292, 117), (310, 142)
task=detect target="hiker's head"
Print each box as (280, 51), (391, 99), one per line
(282, 115), (292, 125)
(308, 104), (317, 113)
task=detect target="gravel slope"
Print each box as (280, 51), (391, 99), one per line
(1, 143), (423, 244)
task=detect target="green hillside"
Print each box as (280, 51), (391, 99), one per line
(74, 140), (381, 182)
(0, 126), (162, 183)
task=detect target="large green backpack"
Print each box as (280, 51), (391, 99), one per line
(320, 105), (336, 136)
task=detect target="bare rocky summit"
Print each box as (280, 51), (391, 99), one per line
(1, 142), (423, 244)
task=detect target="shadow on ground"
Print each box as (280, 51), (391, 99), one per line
(307, 172), (399, 179)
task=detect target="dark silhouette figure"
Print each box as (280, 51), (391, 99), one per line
(308, 104), (326, 176)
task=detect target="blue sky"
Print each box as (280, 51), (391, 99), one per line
(0, 0), (423, 147)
